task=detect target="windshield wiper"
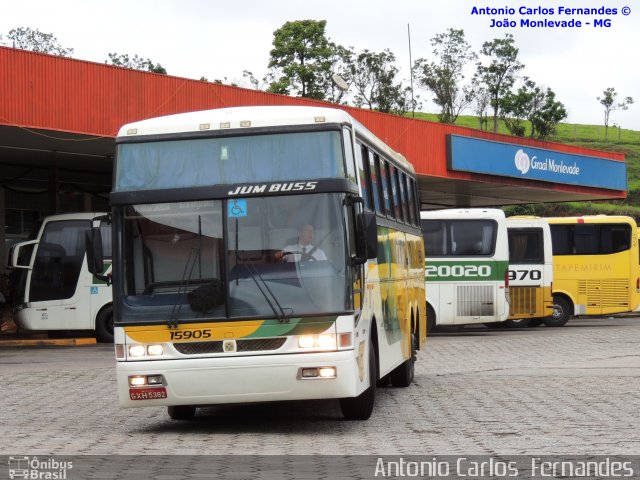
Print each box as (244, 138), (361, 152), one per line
(245, 260), (292, 322)
(168, 246), (200, 328)
(233, 218), (292, 322)
(167, 215), (204, 328)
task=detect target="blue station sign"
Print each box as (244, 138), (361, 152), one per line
(447, 135), (627, 191)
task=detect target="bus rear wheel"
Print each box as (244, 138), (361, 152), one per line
(545, 296), (571, 327)
(340, 343), (376, 420)
(168, 405), (196, 420)
(390, 332), (416, 387)
(95, 306), (114, 343)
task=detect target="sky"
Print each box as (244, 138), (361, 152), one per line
(2, 0), (639, 130)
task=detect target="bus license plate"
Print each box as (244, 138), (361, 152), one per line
(129, 387), (167, 400)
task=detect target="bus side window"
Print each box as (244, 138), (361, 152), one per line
(421, 220), (446, 256)
(399, 171), (410, 224)
(342, 128), (357, 185)
(550, 225), (573, 255)
(574, 224), (598, 254)
(380, 159), (394, 218)
(408, 179), (420, 226)
(355, 143), (372, 210)
(370, 152), (384, 215)
(602, 224), (631, 253)
(389, 164), (402, 221)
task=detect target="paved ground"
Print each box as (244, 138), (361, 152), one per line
(1, 316), (639, 458)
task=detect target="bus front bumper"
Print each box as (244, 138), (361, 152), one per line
(116, 350), (362, 408)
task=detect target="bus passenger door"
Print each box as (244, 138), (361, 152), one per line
(26, 220), (91, 331)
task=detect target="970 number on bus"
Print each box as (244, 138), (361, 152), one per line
(508, 269), (542, 281)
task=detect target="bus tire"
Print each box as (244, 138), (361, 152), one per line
(95, 306), (114, 343)
(506, 319), (530, 328)
(545, 296), (571, 327)
(390, 332), (416, 388)
(340, 343), (376, 420)
(427, 304), (436, 333)
(484, 322), (508, 329)
(168, 405), (196, 420)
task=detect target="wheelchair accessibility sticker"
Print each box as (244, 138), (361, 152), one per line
(228, 199), (248, 218)
(91, 287), (99, 294)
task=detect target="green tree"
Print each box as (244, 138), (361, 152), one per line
(528, 86), (567, 140)
(499, 86), (529, 137)
(350, 48), (412, 114)
(597, 87), (634, 142)
(0, 27), (74, 56)
(414, 28), (477, 124)
(476, 34), (524, 133)
(473, 85), (491, 130)
(500, 79), (567, 139)
(266, 20), (333, 100)
(106, 53), (167, 74)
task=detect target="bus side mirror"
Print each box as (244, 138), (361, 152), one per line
(86, 228), (111, 285)
(8, 240), (38, 270)
(363, 211), (378, 259)
(353, 211), (378, 265)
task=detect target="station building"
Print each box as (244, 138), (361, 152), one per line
(0, 46), (628, 271)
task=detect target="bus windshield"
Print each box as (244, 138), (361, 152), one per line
(115, 131), (345, 192)
(421, 219), (497, 256)
(120, 193), (351, 323)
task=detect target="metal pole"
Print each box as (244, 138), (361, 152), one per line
(407, 24), (415, 119)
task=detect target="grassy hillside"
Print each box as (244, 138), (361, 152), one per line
(412, 113), (640, 217)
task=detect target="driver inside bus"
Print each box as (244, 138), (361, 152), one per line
(277, 224), (327, 262)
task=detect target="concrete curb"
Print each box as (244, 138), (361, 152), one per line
(0, 337), (97, 347)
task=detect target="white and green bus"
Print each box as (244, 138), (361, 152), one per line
(506, 216), (554, 327)
(420, 208), (510, 330)
(8, 212), (113, 341)
(87, 106), (426, 420)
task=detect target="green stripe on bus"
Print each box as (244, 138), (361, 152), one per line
(247, 316), (337, 337)
(425, 260), (509, 281)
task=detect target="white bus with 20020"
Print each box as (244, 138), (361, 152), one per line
(8, 212), (113, 342)
(421, 208), (510, 331)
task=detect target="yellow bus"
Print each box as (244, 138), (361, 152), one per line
(506, 216), (554, 327)
(87, 105), (426, 420)
(547, 215), (640, 326)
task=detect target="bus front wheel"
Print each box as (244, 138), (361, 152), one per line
(545, 296), (571, 327)
(95, 306), (114, 343)
(168, 405), (196, 420)
(340, 343), (376, 420)
(427, 304), (436, 333)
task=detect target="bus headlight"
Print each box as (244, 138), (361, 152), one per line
(128, 344), (164, 358)
(298, 335), (316, 348)
(129, 345), (146, 357)
(316, 334), (336, 349)
(147, 345), (164, 356)
(298, 334), (337, 350)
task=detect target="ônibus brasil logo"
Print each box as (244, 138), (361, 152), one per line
(514, 149), (530, 174)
